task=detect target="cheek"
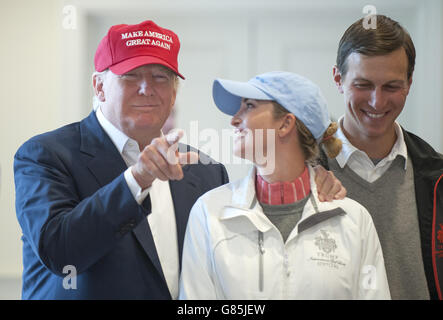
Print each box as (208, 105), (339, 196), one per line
(344, 89), (363, 106)
(233, 128), (273, 160)
(391, 92), (408, 109)
(233, 111), (276, 156)
(106, 80), (125, 97)
(159, 90), (176, 112)
(345, 91), (374, 118)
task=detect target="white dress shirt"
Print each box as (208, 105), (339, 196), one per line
(335, 117), (408, 183)
(95, 107), (179, 299)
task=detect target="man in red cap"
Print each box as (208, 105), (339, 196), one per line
(14, 20), (344, 300)
(14, 20), (229, 300)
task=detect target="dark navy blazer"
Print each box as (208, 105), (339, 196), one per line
(14, 111), (229, 299)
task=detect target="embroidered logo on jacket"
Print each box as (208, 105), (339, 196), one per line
(311, 230), (346, 269)
(314, 230), (337, 253)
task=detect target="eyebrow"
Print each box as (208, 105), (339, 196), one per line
(151, 66), (174, 76)
(384, 80), (406, 85)
(352, 78), (370, 82)
(353, 78), (406, 85)
(121, 70), (139, 75)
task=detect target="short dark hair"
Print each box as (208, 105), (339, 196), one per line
(336, 15), (415, 79)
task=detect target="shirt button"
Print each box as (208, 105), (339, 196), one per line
(283, 253), (290, 277)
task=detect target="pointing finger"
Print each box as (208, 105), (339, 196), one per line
(165, 129), (184, 146)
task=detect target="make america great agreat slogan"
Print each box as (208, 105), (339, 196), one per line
(121, 29), (173, 50)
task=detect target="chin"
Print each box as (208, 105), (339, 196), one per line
(131, 115), (162, 128)
(233, 147), (245, 159)
(363, 122), (395, 135)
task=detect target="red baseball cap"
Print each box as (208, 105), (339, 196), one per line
(94, 20), (185, 79)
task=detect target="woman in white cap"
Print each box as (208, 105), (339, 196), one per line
(179, 71), (390, 300)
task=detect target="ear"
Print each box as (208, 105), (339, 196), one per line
(92, 73), (106, 102)
(332, 65), (344, 94)
(406, 73), (413, 94)
(170, 87), (177, 108)
(278, 113), (296, 138)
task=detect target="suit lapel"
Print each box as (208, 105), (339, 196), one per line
(131, 204), (167, 285)
(80, 111), (127, 185)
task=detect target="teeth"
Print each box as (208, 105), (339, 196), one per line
(365, 112), (385, 119)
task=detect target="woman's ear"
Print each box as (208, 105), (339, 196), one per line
(278, 113), (296, 138)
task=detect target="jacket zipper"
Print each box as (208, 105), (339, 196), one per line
(258, 231), (265, 292)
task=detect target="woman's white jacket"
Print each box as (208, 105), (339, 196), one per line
(179, 166), (390, 300)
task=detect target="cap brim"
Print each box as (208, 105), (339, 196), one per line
(109, 55), (185, 79)
(212, 79), (272, 116)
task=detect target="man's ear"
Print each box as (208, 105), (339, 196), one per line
(406, 73), (413, 94)
(278, 113), (296, 138)
(332, 65), (344, 94)
(92, 74), (106, 102)
(170, 87), (177, 109)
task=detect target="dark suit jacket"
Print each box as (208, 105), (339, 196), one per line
(14, 111), (229, 299)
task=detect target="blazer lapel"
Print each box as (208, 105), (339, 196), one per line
(132, 203), (167, 285)
(80, 111), (127, 185)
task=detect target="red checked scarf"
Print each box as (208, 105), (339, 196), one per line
(255, 166), (311, 205)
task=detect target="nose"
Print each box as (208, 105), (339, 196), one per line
(230, 109), (242, 127)
(138, 78), (155, 96)
(368, 87), (387, 110)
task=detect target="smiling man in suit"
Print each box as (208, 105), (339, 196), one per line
(14, 19), (345, 300)
(14, 20), (230, 300)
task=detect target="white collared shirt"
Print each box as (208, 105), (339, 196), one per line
(95, 107), (179, 299)
(335, 116), (408, 183)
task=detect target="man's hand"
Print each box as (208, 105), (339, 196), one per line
(131, 129), (199, 190)
(313, 165), (346, 202)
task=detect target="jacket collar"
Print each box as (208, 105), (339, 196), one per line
(231, 166), (258, 209)
(221, 165), (346, 234)
(80, 112), (128, 186)
(95, 107), (132, 154)
(80, 111), (114, 157)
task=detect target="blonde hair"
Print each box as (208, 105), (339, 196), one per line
(321, 122), (342, 158)
(272, 102), (342, 163)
